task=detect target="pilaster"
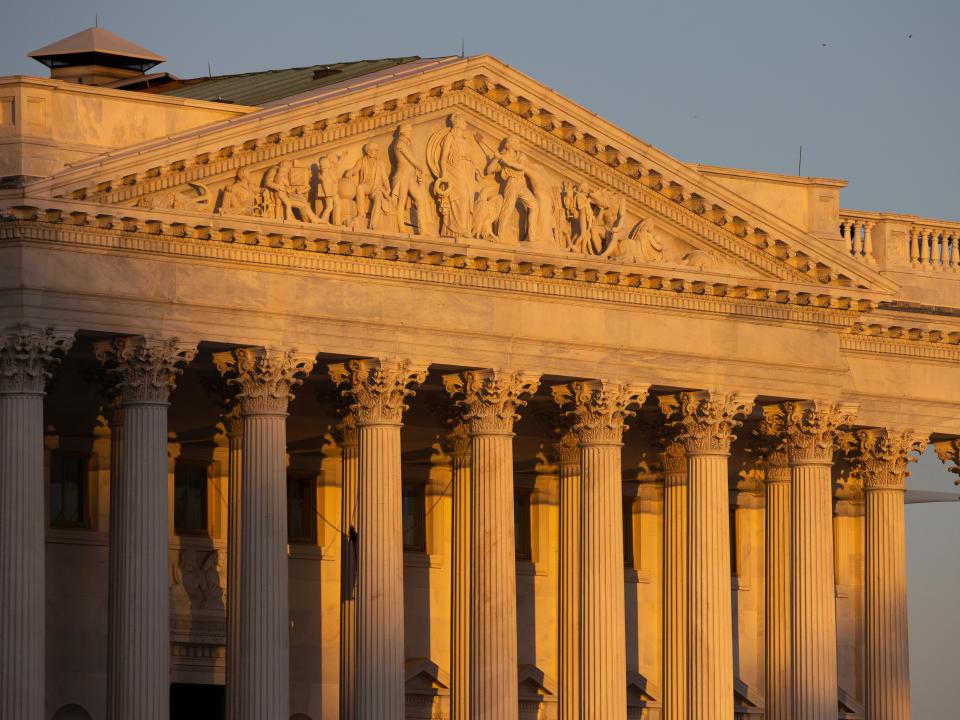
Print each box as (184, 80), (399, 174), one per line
(553, 379), (647, 720)
(779, 400), (856, 720)
(659, 390), (753, 720)
(330, 358), (428, 720)
(0, 326), (74, 720)
(444, 368), (539, 720)
(95, 335), (196, 720)
(215, 346), (315, 720)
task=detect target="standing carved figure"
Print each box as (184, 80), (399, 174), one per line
(391, 124), (436, 235)
(486, 135), (540, 244)
(316, 152), (345, 224)
(427, 112), (484, 237)
(218, 166), (262, 216)
(261, 159), (320, 223)
(347, 142), (392, 230)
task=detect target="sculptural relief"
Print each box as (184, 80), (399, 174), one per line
(170, 548), (224, 611)
(262, 159), (319, 224)
(427, 111), (486, 237)
(136, 181), (211, 211)
(347, 142), (393, 231)
(391, 123), (436, 235)
(218, 167), (262, 216)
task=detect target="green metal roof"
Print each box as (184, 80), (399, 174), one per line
(158, 57), (420, 106)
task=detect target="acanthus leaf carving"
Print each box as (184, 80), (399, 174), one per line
(213, 346), (315, 415)
(658, 390), (754, 456)
(934, 438), (960, 485)
(0, 325), (75, 395)
(848, 428), (928, 491)
(328, 357), (428, 426)
(443, 368), (540, 435)
(551, 379), (648, 446)
(94, 335), (197, 404)
(779, 400), (858, 465)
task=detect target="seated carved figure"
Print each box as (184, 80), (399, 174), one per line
(261, 160), (319, 224)
(217, 167), (262, 216)
(347, 142), (392, 230)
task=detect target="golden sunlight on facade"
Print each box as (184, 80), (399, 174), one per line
(1, 26), (957, 720)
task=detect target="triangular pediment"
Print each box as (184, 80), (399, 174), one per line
(25, 55), (896, 294)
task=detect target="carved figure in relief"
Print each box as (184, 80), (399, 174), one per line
(427, 112), (485, 236)
(135, 182), (211, 211)
(470, 185), (503, 240)
(601, 217), (665, 263)
(483, 135), (540, 244)
(262, 159), (320, 224)
(390, 124), (436, 235)
(347, 142), (392, 230)
(170, 549), (224, 611)
(316, 152), (345, 224)
(217, 167), (262, 216)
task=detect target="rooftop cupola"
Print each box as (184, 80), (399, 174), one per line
(28, 26), (165, 86)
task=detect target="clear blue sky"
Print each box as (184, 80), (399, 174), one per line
(4, 0), (959, 715)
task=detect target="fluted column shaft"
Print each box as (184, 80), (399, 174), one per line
(449, 425), (471, 720)
(780, 400), (855, 720)
(865, 487), (910, 719)
(216, 347), (314, 720)
(446, 368), (539, 720)
(556, 434), (580, 720)
(765, 452), (792, 720)
(661, 443), (687, 720)
(854, 428), (924, 720)
(331, 358), (427, 720)
(97, 335), (195, 720)
(339, 418), (359, 720)
(0, 327), (72, 720)
(580, 442), (628, 719)
(659, 390), (752, 720)
(224, 409), (243, 720)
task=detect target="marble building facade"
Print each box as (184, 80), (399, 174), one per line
(1, 27), (958, 720)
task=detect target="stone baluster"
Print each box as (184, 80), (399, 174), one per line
(863, 221), (876, 263)
(754, 407), (792, 720)
(215, 347), (315, 720)
(338, 414), (359, 720)
(223, 405), (243, 720)
(554, 380), (648, 720)
(659, 439), (687, 720)
(840, 220), (851, 255)
(949, 233), (959, 271)
(554, 430), (580, 720)
(0, 326), (73, 720)
(852, 429), (926, 720)
(448, 421), (471, 720)
(95, 336), (197, 720)
(660, 391), (753, 720)
(444, 369), (540, 720)
(926, 229), (936, 268)
(330, 358), (429, 720)
(909, 228), (919, 266)
(780, 400), (856, 720)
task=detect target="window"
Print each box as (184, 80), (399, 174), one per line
(287, 472), (317, 544)
(174, 461), (208, 534)
(729, 508), (739, 577)
(623, 499), (635, 568)
(50, 452), (89, 528)
(514, 490), (532, 561)
(402, 483), (426, 551)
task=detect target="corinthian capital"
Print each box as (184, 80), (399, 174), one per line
(552, 379), (648, 446)
(214, 346), (315, 415)
(851, 428), (927, 491)
(780, 400), (857, 465)
(446, 421), (471, 466)
(553, 429), (580, 469)
(95, 335), (197, 404)
(658, 390), (754, 456)
(328, 357), (428, 426)
(0, 325), (74, 394)
(934, 438), (960, 485)
(443, 369), (540, 435)
(751, 405), (790, 483)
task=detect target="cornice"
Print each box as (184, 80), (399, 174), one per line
(841, 321), (960, 361)
(27, 56), (894, 295)
(0, 211), (871, 331)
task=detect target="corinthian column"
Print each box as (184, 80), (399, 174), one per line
(338, 414), (359, 720)
(659, 439), (687, 720)
(215, 347), (315, 720)
(755, 408), (792, 720)
(781, 400), (856, 720)
(444, 369), (540, 720)
(660, 391), (753, 720)
(329, 358), (429, 720)
(448, 422), (471, 720)
(554, 380), (647, 720)
(95, 335), (197, 720)
(554, 431), (580, 720)
(0, 326), (73, 720)
(223, 405), (243, 720)
(853, 429), (925, 720)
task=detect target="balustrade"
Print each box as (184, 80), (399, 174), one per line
(841, 211), (960, 273)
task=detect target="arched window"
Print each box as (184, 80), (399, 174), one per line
(52, 704), (93, 720)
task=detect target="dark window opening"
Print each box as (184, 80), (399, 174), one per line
(729, 508), (739, 577)
(174, 461), (208, 535)
(169, 682), (224, 720)
(287, 471), (318, 544)
(623, 499), (635, 568)
(50, 452), (89, 528)
(514, 490), (532, 561)
(402, 483), (426, 552)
